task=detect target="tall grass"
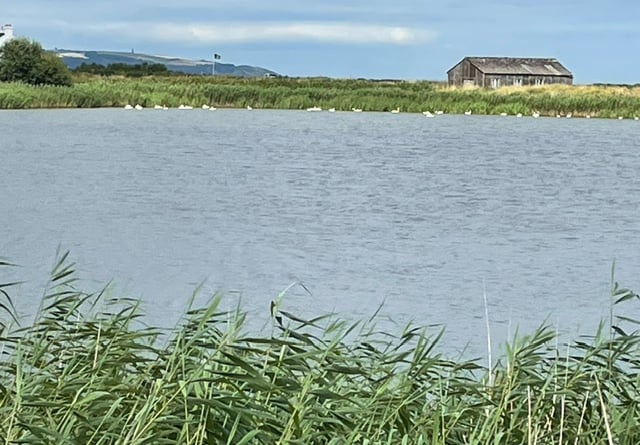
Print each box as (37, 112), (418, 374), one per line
(1, 253), (640, 443)
(1, 76), (640, 117)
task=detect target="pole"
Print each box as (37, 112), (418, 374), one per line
(212, 53), (221, 76)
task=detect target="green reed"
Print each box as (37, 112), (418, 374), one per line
(1, 252), (640, 444)
(2, 76), (640, 118)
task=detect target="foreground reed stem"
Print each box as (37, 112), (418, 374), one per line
(1, 254), (640, 444)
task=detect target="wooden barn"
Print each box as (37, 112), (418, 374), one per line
(447, 57), (573, 88)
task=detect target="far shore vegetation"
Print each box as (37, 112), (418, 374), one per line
(0, 38), (640, 119)
(0, 36), (639, 118)
(2, 71), (640, 119)
(2, 253), (640, 444)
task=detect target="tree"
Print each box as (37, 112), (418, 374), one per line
(0, 38), (72, 86)
(73, 61), (171, 77)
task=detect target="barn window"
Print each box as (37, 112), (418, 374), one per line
(535, 78), (545, 86)
(514, 77), (523, 87)
(491, 78), (500, 89)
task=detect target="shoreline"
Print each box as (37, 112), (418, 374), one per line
(1, 76), (640, 119)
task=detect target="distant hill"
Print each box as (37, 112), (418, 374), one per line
(53, 49), (280, 77)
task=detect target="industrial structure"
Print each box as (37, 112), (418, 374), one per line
(447, 57), (573, 88)
(0, 23), (14, 46)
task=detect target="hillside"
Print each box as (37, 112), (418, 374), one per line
(54, 49), (279, 77)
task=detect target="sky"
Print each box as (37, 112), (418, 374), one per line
(3, 0), (640, 84)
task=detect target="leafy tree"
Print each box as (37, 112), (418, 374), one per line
(0, 38), (72, 86)
(36, 52), (74, 86)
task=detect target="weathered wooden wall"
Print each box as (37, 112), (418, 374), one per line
(448, 58), (573, 88)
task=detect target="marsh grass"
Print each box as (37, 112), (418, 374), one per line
(1, 77), (640, 118)
(1, 253), (640, 444)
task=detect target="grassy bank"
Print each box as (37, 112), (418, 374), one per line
(1, 75), (640, 118)
(2, 254), (640, 444)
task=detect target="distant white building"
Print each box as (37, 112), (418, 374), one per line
(0, 23), (14, 47)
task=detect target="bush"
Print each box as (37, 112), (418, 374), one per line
(0, 38), (72, 86)
(73, 62), (171, 77)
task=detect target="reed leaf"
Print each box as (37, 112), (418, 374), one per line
(2, 253), (640, 443)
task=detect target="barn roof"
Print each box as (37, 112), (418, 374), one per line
(450, 57), (573, 77)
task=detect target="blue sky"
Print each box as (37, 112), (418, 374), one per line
(4, 0), (640, 83)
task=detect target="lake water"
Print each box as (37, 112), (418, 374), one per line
(2, 108), (640, 357)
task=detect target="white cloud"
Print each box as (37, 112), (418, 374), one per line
(174, 22), (436, 44)
(56, 21), (437, 46)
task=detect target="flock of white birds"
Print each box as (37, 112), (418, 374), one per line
(123, 104), (640, 120)
(124, 104), (218, 111)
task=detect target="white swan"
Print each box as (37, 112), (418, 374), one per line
(464, 110), (472, 116)
(124, 104), (134, 110)
(134, 104), (143, 110)
(328, 108), (336, 112)
(352, 108), (362, 112)
(246, 106), (253, 110)
(306, 106), (322, 112)
(532, 111), (540, 118)
(423, 111), (434, 118)
(390, 107), (400, 114)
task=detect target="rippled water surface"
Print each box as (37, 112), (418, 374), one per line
(2, 108), (640, 355)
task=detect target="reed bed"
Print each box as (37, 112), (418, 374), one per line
(1, 253), (640, 444)
(2, 76), (640, 118)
